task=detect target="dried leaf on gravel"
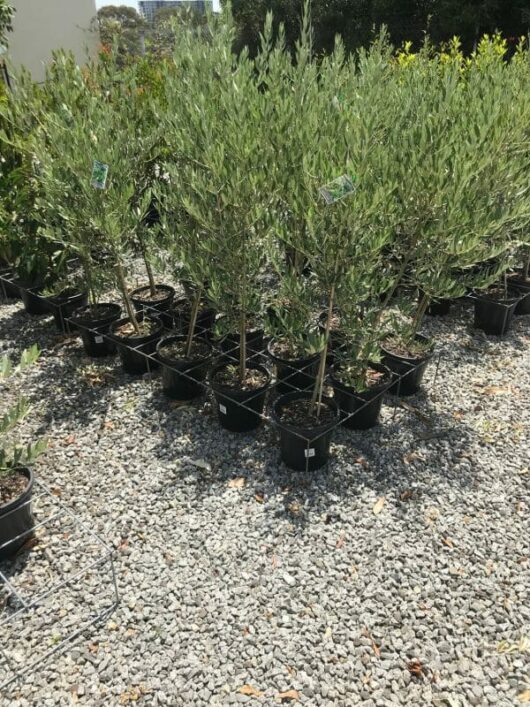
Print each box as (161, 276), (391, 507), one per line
(407, 659), (425, 678)
(189, 459), (211, 471)
(227, 477), (246, 488)
(255, 493), (265, 503)
(403, 451), (425, 464)
(277, 689), (300, 702)
(336, 532), (346, 549)
(442, 537), (454, 548)
(237, 685), (263, 697)
(64, 434), (76, 446)
(373, 497), (386, 515)
(355, 456), (369, 467)
(480, 385), (513, 396)
(518, 691), (530, 703)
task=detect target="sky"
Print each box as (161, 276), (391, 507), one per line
(95, 0), (221, 9)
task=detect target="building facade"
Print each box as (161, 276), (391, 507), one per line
(139, 1), (212, 24)
(7, 0), (98, 83)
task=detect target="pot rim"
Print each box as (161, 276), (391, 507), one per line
(330, 362), (393, 393)
(210, 361), (271, 394)
(111, 315), (163, 342)
(157, 334), (213, 364)
(271, 391), (339, 434)
(381, 333), (434, 363)
(267, 338), (322, 364)
(71, 302), (122, 325)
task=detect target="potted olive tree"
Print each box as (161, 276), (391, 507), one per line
(0, 345), (47, 560)
(159, 11), (272, 431)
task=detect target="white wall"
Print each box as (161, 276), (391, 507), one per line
(8, 0), (98, 82)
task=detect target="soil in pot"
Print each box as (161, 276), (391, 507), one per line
(267, 339), (321, 394)
(381, 334), (434, 396)
(0, 268), (21, 300)
(0, 467), (34, 560)
(173, 298), (217, 339)
(47, 288), (88, 333)
(157, 335), (213, 400)
(473, 287), (520, 336)
(508, 272), (530, 316)
(111, 315), (163, 375)
(130, 284), (175, 328)
(210, 362), (270, 432)
(271, 392), (339, 471)
(330, 363), (392, 430)
(71, 303), (121, 357)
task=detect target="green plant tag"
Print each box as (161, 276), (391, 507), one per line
(91, 160), (109, 190)
(319, 175), (356, 205)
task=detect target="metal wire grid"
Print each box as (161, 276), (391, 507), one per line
(0, 270), (449, 469)
(0, 477), (119, 691)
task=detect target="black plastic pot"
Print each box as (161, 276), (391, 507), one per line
(173, 298), (217, 339)
(267, 341), (321, 394)
(330, 363), (392, 430)
(0, 467), (34, 560)
(131, 284), (175, 328)
(157, 335), (213, 400)
(219, 328), (265, 364)
(47, 289), (88, 333)
(0, 268), (21, 300)
(427, 299), (451, 316)
(20, 287), (50, 316)
(508, 275), (530, 316)
(473, 289), (520, 336)
(71, 303), (121, 357)
(210, 362), (271, 432)
(381, 334), (434, 397)
(111, 315), (163, 375)
(271, 392), (339, 471)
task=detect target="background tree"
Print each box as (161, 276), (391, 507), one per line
(95, 5), (147, 59)
(0, 0), (13, 50)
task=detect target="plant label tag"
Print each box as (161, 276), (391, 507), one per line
(91, 160), (109, 190)
(305, 448), (316, 458)
(319, 174), (356, 205)
(95, 335), (104, 344)
(219, 404), (227, 415)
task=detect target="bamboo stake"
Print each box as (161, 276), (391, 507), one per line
(185, 288), (202, 357)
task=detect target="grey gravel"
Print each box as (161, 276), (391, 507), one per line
(0, 294), (529, 706)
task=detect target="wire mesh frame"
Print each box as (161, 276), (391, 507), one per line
(0, 272), (442, 472)
(0, 476), (119, 691)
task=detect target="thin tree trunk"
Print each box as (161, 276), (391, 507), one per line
(239, 310), (247, 386)
(138, 231), (157, 297)
(185, 288), (202, 357)
(523, 252), (530, 281)
(116, 261), (141, 334)
(311, 282), (335, 417)
(411, 291), (429, 335)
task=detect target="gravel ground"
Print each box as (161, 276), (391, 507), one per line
(0, 292), (529, 707)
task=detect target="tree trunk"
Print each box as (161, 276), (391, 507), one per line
(185, 289), (202, 357)
(311, 282), (335, 418)
(116, 261), (141, 334)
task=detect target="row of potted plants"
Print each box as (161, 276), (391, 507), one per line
(0, 13), (529, 484)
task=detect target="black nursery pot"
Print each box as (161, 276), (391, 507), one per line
(111, 315), (164, 375)
(173, 298), (217, 339)
(508, 274), (530, 316)
(130, 284), (175, 328)
(20, 287), (49, 316)
(0, 467), (34, 561)
(427, 298), (451, 317)
(47, 288), (88, 333)
(71, 303), (121, 357)
(473, 289), (520, 336)
(267, 341), (321, 394)
(210, 362), (271, 433)
(157, 335), (213, 400)
(330, 364), (392, 430)
(381, 334), (434, 397)
(271, 392), (339, 471)
(0, 268), (21, 300)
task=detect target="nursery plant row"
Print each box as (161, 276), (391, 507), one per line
(0, 11), (529, 556)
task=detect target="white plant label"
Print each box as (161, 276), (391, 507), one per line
(319, 174), (356, 205)
(305, 448), (316, 458)
(91, 160), (109, 190)
(95, 335), (104, 344)
(219, 404), (227, 415)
